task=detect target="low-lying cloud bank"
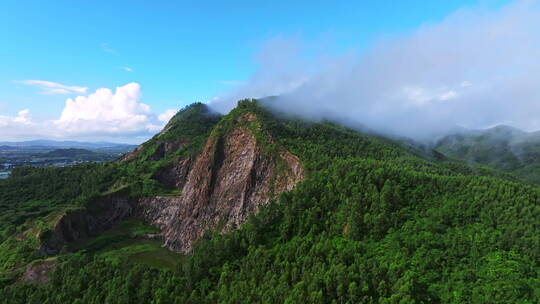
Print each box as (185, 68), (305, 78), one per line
(1, 83), (176, 143)
(212, 0), (540, 140)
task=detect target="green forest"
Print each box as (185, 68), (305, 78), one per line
(1, 100), (540, 303)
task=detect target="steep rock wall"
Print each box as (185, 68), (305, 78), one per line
(38, 195), (134, 255)
(40, 112), (304, 255)
(142, 114), (304, 253)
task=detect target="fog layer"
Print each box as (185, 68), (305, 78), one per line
(211, 1), (540, 140)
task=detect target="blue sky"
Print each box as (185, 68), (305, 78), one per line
(0, 0), (515, 142)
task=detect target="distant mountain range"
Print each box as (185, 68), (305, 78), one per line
(0, 140), (137, 150)
(0, 141), (137, 169)
(434, 125), (540, 184)
(42, 148), (112, 160)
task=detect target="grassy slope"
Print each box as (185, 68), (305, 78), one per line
(66, 219), (182, 270)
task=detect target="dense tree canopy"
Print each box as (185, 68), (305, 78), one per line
(2, 101), (540, 303)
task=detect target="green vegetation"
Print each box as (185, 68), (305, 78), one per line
(0, 144), (133, 172)
(0, 162), (124, 280)
(66, 219), (181, 270)
(115, 102), (222, 197)
(2, 100), (540, 303)
(435, 125), (540, 184)
(41, 148), (111, 161)
(131, 102), (221, 164)
(0, 163), (122, 239)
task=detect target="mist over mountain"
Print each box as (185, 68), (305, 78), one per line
(5, 1), (540, 303)
(211, 1), (540, 140)
(4, 100), (540, 303)
(433, 124), (540, 184)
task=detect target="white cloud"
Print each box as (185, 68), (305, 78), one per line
(0, 109), (42, 138)
(0, 109), (32, 125)
(209, 36), (312, 114)
(0, 83), (175, 143)
(401, 86), (459, 106)
(213, 0), (540, 139)
(461, 81), (472, 88)
(0, 114), (14, 127)
(158, 109), (177, 123)
(17, 80), (88, 95)
(13, 109), (31, 124)
(439, 90), (458, 101)
(121, 66), (133, 72)
(54, 83), (158, 135)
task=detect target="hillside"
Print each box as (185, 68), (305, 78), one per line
(435, 125), (540, 184)
(1, 100), (540, 303)
(42, 148), (110, 161)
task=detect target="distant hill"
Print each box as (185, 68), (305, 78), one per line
(434, 125), (540, 183)
(0, 140), (137, 154)
(0, 145), (18, 151)
(42, 148), (111, 161)
(0, 139), (136, 150)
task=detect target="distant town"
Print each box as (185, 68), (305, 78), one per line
(0, 141), (137, 179)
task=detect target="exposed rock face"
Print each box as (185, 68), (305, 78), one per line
(151, 158), (193, 189)
(118, 145), (143, 162)
(40, 111), (304, 255)
(141, 113), (304, 253)
(39, 195), (134, 255)
(149, 140), (187, 161)
(137, 196), (180, 230)
(38, 211), (89, 256)
(23, 259), (58, 284)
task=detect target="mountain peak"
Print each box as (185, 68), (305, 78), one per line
(484, 124), (527, 137)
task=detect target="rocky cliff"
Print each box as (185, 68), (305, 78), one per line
(39, 194), (134, 255)
(40, 106), (304, 255)
(139, 112), (304, 253)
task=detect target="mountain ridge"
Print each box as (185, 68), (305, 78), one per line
(434, 123), (540, 183)
(36, 101), (304, 254)
(2, 99), (540, 303)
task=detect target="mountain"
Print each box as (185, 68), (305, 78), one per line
(0, 145), (18, 151)
(0, 140), (137, 152)
(38, 102), (304, 255)
(435, 124), (540, 183)
(1, 100), (540, 303)
(42, 148), (112, 161)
